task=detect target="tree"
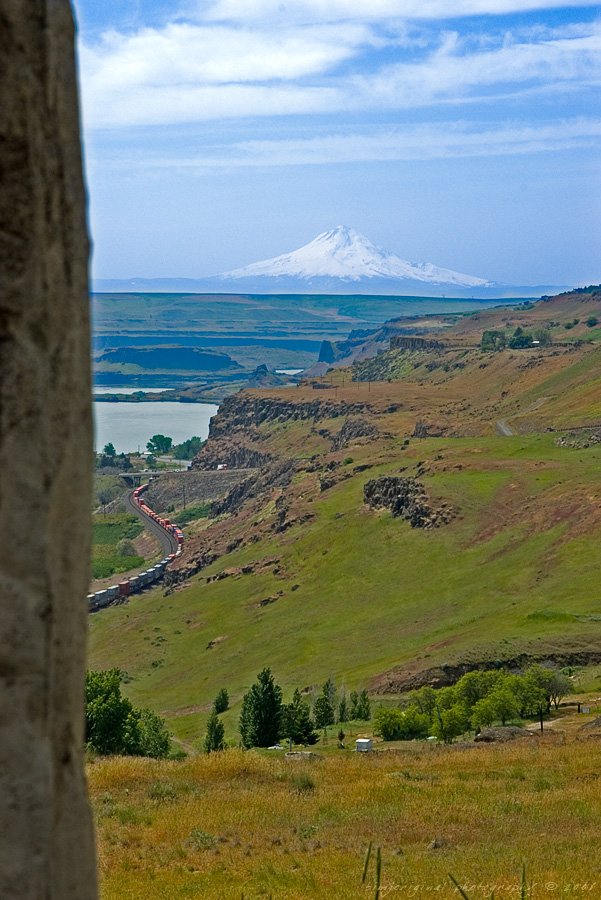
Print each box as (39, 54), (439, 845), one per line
(338, 693), (349, 723)
(455, 670), (501, 711)
(411, 685), (437, 721)
(172, 436), (203, 460)
(313, 682), (335, 731)
(547, 672), (572, 710)
(373, 706), (429, 741)
(85, 669), (170, 757)
(137, 708), (170, 758)
(532, 327), (551, 346)
(431, 704), (469, 744)
(471, 697), (496, 730)
(239, 668), (283, 749)
(214, 687), (229, 713)
(283, 689), (318, 745)
(103, 442), (116, 457)
(204, 708), (225, 753)
(355, 689), (371, 721)
(349, 690), (359, 719)
(488, 685), (519, 726)
(586, 316), (598, 328)
(507, 673), (545, 717)
(526, 665), (556, 713)
(97, 488), (114, 513)
(146, 434), (173, 454)
(509, 327), (534, 349)
(85, 669), (136, 755)
(480, 330), (507, 351)
(116, 538), (137, 557)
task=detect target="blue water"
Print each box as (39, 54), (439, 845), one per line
(94, 401), (219, 454)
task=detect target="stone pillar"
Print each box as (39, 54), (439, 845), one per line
(0, 2), (97, 898)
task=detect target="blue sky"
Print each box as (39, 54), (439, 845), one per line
(73, 0), (601, 286)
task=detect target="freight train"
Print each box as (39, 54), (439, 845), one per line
(87, 483), (182, 612)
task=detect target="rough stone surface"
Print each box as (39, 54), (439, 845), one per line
(144, 468), (254, 513)
(474, 726), (532, 743)
(0, 3), (97, 898)
(363, 476), (454, 528)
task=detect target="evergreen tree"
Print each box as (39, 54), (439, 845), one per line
(239, 668), (283, 748)
(338, 693), (349, 723)
(349, 690), (359, 719)
(283, 689), (318, 745)
(313, 682), (335, 730)
(355, 689), (371, 721)
(214, 687), (229, 714)
(204, 707), (225, 753)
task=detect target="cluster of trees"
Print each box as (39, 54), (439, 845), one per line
(146, 434), (172, 454)
(480, 327), (551, 351)
(172, 436), (203, 460)
(372, 666), (572, 745)
(145, 434), (203, 459)
(204, 669), (372, 752)
(85, 669), (170, 757)
(96, 442), (132, 472)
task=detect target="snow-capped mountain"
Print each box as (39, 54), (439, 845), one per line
(92, 226), (568, 297)
(215, 226), (495, 292)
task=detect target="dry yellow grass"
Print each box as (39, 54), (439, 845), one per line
(89, 736), (601, 899)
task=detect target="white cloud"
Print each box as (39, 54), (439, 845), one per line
(81, 21), (372, 88)
(79, 16), (601, 128)
(355, 29), (601, 109)
(128, 117), (601, 168)
(205, 0), (601, 25)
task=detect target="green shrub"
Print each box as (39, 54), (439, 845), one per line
(188, 829), (217, 851)
(587, 317), (598, 327)
(177, 504), (211, 525)
(290, 772), (315, 792)
(116, 538), (137, 557)
(373, 705), (430, 741)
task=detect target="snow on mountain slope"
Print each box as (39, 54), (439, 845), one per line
(216, 226), (494, 288)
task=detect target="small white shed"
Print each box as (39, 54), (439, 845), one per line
(356, 738), (373, 752)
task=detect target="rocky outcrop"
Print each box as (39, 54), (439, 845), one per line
(389, 336), (445, 351)
(371, 649), (601, 694)
(475, 726), (532, 743)
(204, 393), (373, 440)
(331, 417), (379, 450)
(144, 468), (252, 513)
(363, 476), (454, 528)
(0, 4), (98, 897)
(210, 459), (299, 517)
(192, 440), (273, 471)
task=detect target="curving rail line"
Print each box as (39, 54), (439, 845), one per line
(88, 483), (183, 613)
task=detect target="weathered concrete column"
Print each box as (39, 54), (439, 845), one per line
(0, 3), (97, 898)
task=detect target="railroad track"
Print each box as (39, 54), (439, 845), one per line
(88, 484), (182, 612)
(125, 487), (179, 556)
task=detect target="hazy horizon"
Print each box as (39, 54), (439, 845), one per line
(74, 0), (600, 287)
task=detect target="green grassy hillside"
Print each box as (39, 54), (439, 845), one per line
(88, 291), (601, 745)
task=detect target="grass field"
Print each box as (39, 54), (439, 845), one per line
(92, 513), (145, 580)
(89, 728), (601, 900)
(88, 430), (601, 744)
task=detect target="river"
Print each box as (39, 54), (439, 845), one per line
(93, 398), (219, 454)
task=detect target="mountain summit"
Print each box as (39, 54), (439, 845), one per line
(215, 226), (495, 292)
(92, 226), (568, 297)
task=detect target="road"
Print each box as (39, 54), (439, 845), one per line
(125, 488), (179, 557)
(495, 419), (515, 436)
(496, 397), (551, 437)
